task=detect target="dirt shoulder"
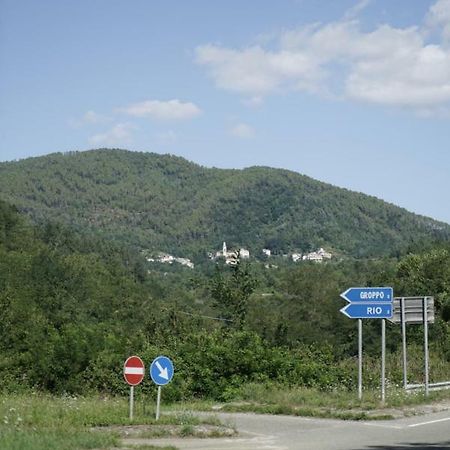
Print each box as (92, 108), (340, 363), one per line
(207, 396), (450, 420)
(366, 397), (450, 419)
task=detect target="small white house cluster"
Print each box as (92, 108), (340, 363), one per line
(292, 248), (332, 263)
(144, 243), (332, 271)
(209, 242), (332, 265)
(146, 253), (194, 269)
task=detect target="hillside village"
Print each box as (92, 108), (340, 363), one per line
(145, 242), (333, 269)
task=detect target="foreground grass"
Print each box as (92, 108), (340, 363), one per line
(179, 383), (450, 420)
(0, 393), (222, 449)
(2, 386), (449, 449)
(0, 428), (118, 450)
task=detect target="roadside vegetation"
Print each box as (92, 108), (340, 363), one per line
(0, 393), (233, 449)
(1, 191), (450, 448)
(206, 383), (450, 420)
(2, 387), (449, 450)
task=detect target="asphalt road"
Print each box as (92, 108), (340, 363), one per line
(125, 409), (450, 450)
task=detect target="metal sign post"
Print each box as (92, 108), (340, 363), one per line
(388, 297), (435, 394)
(423, 297), (429, 396)
(150, 356), (174, 421)
(381, 319), (386, 403)
(401, 298), (407, 389)
(156, 386), (162, 420)
(339, 287), (393, 401)
(129, 386), (134, 420)
(358, 319), (362, 400)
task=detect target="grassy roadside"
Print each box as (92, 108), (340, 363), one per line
(0, 393), (232, 450)
(1, 386), (449, 449)
(175, 384), (450, 420)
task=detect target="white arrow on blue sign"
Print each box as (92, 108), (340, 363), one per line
(340, 287), (393, 303)
(150, 356), (174, 386)
(340, 302), (393, 319)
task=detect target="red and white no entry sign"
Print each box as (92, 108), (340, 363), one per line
(123, 355), (145, 386)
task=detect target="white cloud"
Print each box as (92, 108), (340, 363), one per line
(83, 110), (110, 124)
(69, 110), (111, 128)
(118, 99), (202, 120)
(88, 123), (136, 146)
(195, 1), (450, 113)
(343, 0), (372, 20)
(346, 39), (450, 106)
(196, 44), (321, 96)
(230, 123), (255, 139)
(427, 0), (450, 41)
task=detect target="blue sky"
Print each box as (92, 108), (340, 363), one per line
(1, 0), (450, 224)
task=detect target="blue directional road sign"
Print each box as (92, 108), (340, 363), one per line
(150, 356), (174, 386)
(340, 287), (393, 303)
(340, 302), (393, 319)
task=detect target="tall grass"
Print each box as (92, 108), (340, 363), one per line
(0, 393), (123, 449)
(198, 382), (450, 420)
(0, 428), (118, 450)
(0, 392), (228, 449)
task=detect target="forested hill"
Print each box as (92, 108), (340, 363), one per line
(1, 148), (448, 258)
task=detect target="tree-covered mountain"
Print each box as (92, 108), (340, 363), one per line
(1, 148), (448, 259)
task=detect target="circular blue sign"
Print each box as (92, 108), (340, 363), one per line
(150, 355), (174, 386)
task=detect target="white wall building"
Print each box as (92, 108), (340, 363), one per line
(302, 248), (333, 262)
(292, 253), (302, 262)
(239, 248), (250, 259)
(317, 248), (332, 259)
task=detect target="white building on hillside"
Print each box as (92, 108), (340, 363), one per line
(175, 257), (195, 269)
(317, 248), (332, 259)
(292, 253), (302, 262)
(146, 252), (194, 268)
(302, 248), (332, 262)
(239, 248), (250, 259)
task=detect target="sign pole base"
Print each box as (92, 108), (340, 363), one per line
(401, 297), (407, 390)
(156, 385), (162, 420)
(129, 385), (134, 421)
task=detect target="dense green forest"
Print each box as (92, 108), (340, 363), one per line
(1, 149), (449, 260)
(1, 197), (449, 400)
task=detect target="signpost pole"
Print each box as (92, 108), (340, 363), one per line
(124, 356), (144, 421)
(150, 356), (174, 421)
(129, 386), (134, 420)
(339, 287), (393, 402)
(156, 385), (162, 420)
(381, 319), (386, 403)
(358, 319), (363, 400)
(401, 298), (407, 390)
(424, 297), (429, 397)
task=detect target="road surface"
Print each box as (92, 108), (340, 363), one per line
(124, 409), (450, 449)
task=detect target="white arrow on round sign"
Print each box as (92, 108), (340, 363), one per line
(150, 355), (174, 386)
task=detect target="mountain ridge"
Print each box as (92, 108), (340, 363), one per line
(0, 148), (448, 258)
